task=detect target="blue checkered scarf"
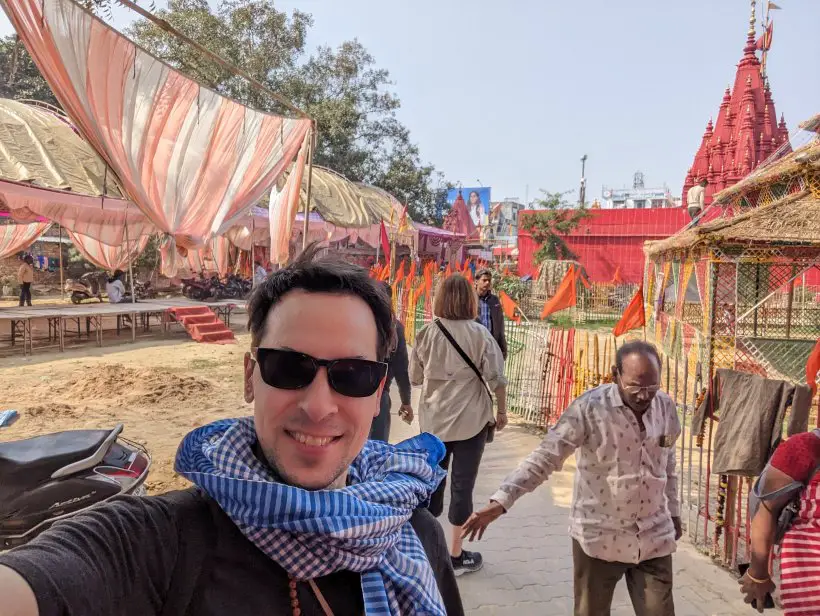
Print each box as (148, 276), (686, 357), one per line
(175, 417), (448, 615)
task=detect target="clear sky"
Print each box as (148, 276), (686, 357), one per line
(2, 0), (818, 204)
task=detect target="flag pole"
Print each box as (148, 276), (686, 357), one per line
(301, 126), (316, 251)
(58, 223), (64, 302)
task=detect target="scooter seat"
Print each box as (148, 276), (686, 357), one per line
(0, 429), (112, 484)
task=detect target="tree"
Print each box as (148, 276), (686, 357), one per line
(0, 35), (58, 106)
(521, 191), (591, 264)
(127, 0), (442, 222)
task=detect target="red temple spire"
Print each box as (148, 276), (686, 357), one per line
(682, 1), (786, 209)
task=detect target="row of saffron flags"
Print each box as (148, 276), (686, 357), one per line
(368, 258), (647, 338)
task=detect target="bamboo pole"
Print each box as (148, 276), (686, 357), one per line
(58, 224), (64, 302)
(124, 215), (136, 304)
(302, 127), (315, 250)
(115, 0), (311, 120)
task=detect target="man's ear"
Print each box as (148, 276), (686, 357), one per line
(243, 352), (256, 404)
(373, 376), (387, 418)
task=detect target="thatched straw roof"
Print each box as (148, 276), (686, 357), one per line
(713, 125), (820, 205)
(645, 190), (820, 257)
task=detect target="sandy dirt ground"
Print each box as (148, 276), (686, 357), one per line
(0, 334), (253, 494)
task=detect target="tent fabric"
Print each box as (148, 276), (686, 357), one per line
(269, 133), (309, 265)
(67, 229), (149, 271)
(2, 0), (311, 274)
(0, 98), (125, 196)
(0, 221), (50, 259)
(1, 179), (152, 245)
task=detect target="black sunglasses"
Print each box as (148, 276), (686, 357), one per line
(253, 348), (387, 398)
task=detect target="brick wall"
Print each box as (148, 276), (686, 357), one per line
(0, 240), (67, 294)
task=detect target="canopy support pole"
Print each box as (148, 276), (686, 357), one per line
(58, 224), (64, 302)
(302, 127), (316, 252)
(251, 215), (256, 289)
(124, 215), (136, 304)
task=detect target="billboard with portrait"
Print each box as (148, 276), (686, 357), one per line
(447, 186), (491, 228)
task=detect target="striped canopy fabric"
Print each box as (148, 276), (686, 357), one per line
(67, 229), (149, 271)
(1, 0), (311, 275)
(0, 221), (50, 259)
(1, 179), (153, 246)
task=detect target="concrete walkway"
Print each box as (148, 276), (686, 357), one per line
(387, 383), (776, 615)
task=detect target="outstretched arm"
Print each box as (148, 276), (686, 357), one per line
(462, 399), (587, 540)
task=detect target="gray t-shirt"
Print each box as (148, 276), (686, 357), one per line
(0, 489), (464, 615)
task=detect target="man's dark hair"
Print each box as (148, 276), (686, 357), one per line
(475, 268), (493, 281)
(615, 340), (661, 373)
(247, 243), (395, 361)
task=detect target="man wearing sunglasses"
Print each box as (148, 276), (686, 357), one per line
(0, 247), (464, 616)
(462, 340), (682, 616)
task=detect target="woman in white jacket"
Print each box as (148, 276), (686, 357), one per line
(410, 273), (508, 576)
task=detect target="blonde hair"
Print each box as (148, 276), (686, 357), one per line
(433, 274), (478, 320)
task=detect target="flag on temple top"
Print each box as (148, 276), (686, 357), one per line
(612, 285), (646, 337)
(444, 263), (452, 278)
(755, 22), (774, 51)
(612, 266), (623, 285)
(540, 265), (577, 319)
(499, 291), (521, 324)
(807, 338), (820, 395)
(379, 220), (390, 265)
(768, 2), (782, 10)
(394, 260), (406, 285)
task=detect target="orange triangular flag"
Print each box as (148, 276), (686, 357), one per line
(394, 260), (406, 285)
(533, 266), (541, 282)
(612, 285), (646, 337)
(464, 267), (473, 284)
(499, 291), (521, 324)
(423, 262), (434, 296)
(407, 260), (417, 283)
(379, 264), (391, 281)
(445, 263), (452, 277)
(612, 265), (623, 285)
(540, 265), (577, 319)
(807, 338), (820, 395)
(577, 266), (591, 289)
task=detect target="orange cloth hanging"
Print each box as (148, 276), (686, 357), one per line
(612, 285), (646, 337)
(540, 265), (577, 319)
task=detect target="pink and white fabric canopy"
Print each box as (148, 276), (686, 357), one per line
(67, 229), (149, 271)
(2, 0), (312, 274)
(0, 221), (50, 259)
(1, 179), (153, 245)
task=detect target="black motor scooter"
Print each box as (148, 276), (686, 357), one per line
(0, 424), (151, 550)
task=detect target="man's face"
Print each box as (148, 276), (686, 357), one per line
(612, 352), (660, 414)
(476, 274), (492, 295)
(243, 290), (384, 490)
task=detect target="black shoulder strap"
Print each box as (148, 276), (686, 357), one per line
(434, 318), (493, 401)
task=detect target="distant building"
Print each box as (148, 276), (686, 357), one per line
(486, 200), (525, 244)
(601, 171), (680, 209)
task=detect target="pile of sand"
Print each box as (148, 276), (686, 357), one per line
(47, 364), (214, 406)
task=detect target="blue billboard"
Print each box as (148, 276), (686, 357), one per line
(446, 186), (491, 228)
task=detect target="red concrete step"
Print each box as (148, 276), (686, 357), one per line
(196, 330), (235, 344)
(180, 314), (218, 326)
(168, 306), (235, 344)
(192, 322), (228, 335)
